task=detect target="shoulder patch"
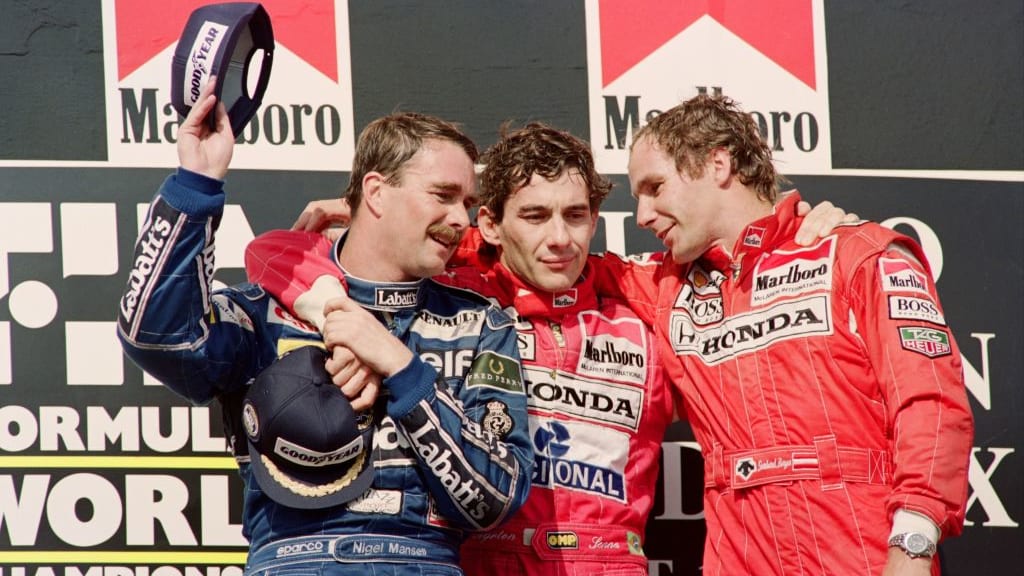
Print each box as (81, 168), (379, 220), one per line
(465, 351), (524, 394)
(898, 326), (952, 358)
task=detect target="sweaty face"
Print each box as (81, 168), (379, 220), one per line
(482, 171), (598, 293)
(380, 139), (475, 280)
(628, 136), (720, 264)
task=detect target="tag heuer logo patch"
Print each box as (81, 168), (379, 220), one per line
(899, 327), (951, 358)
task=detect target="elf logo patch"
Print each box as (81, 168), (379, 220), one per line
(102, 0), (355, 170)
(899, 327), (952, 358)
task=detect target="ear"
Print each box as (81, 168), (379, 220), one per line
(709, 147), (733, 186)
(361, 172), (387, 218)
(476, 206), (503, 248)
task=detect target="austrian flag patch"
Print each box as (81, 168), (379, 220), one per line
(898, 326), (952, 358)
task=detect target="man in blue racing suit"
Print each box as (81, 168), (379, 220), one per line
(116, 78), (532, 575)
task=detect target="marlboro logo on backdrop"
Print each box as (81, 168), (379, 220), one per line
(102, 0), (355, 170)
(585, 0), (832, 175)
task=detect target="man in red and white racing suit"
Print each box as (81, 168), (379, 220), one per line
(593, 95), (973, 576)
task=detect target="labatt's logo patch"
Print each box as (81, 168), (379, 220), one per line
(102, 0), (355, 170)
(577, 312), (648, 385)
(899, 326), (952, 358)
(585, 0), (831, 174)
(879, 257), (931, 296)
(751, 237), (834, 306)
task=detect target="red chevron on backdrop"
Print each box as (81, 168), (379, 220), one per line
(598, 0), (816, 89)
(114, 0), (339, 82)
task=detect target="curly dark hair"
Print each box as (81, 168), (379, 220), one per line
(478, 122), (612, 221)
(633, 95), (784, 202)
(345, 112), (478, 215)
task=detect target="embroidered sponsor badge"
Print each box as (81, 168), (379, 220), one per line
(888, 295), (945, 325)
(545, 531), (579, 550)
(465, 351), (524, 393)
(751, 237), (834, 306)
(879, 257), (930, 295)
(743, 225), (766, 247)
(899, 326), (952, 358)
(553, 289), (578, 308)
(627, 531), (644, 555)
(482, 400), (514, 439)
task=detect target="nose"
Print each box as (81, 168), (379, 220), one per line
(635, 195), (656, 230)
(448, 202), (470, 230)
(546, 217), (572, 247)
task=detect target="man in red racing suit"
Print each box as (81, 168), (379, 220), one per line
(591, 95), (973, 576)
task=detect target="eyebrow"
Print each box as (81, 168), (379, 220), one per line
(431, 182), (466, 193)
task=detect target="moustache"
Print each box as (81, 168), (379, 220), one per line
(427, 224), (464, 246)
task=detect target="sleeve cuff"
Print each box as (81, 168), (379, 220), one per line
(890, 509), (940, 544)
(383, 356), (437, 419)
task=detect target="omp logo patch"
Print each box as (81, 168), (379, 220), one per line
(465, 351), (524, 393)
(880, 257), (930, 296)
(524, 367), (642, 430)
(672, 295), (832, 365)
(672, 265), (725, 326)
(888, 295), (945, 325)
(546, 531), (579, 550)
(577, 312), (648, 385)
(899, 326), (952, 358)
(752, 238), (834, 306)
(532, 419), (628, 501)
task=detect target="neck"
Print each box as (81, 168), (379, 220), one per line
(715, 184), (775, 257)
(336, 222), (407, 282)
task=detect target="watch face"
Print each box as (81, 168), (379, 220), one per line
(905, 533), (930, 554)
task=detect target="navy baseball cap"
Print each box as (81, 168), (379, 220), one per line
(243, 346), (376, 510)
(171, 2), (274, 135)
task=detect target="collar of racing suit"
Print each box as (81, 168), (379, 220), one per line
(699, 190), (805, 276)
(329, 232), (426, 313)
(491, 260), (599, 318)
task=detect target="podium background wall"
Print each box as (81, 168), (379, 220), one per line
(0, 1), (1020, 573)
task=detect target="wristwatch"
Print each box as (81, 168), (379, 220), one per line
(888, 532), (937, 559)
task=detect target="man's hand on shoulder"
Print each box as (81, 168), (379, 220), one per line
(293, 198), (351, 240)
(795, 199), (860, 245)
